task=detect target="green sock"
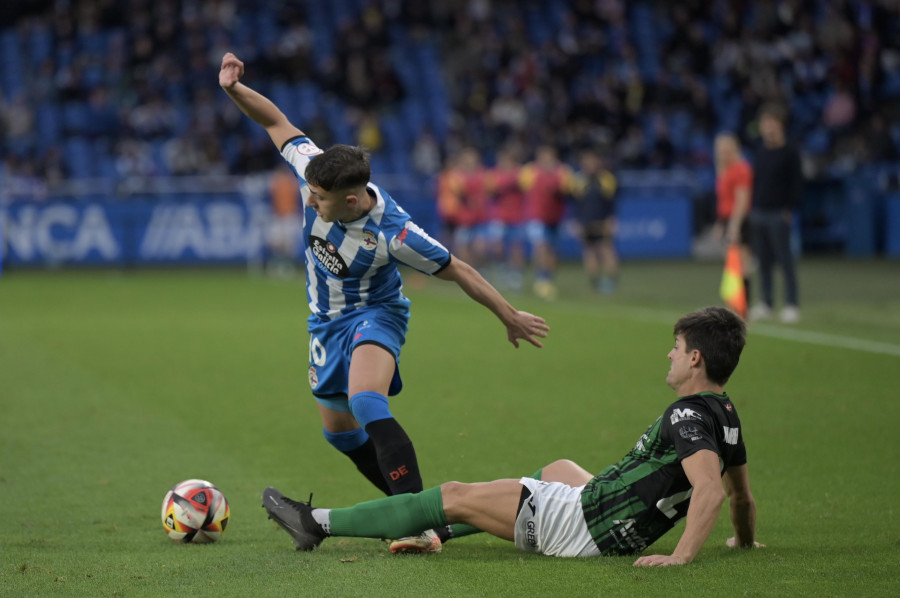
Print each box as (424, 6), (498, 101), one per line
(330, 486), (447, 538)
(447, 468), (544, 540)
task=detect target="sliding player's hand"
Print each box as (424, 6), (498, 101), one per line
(219, 52), (245, 89)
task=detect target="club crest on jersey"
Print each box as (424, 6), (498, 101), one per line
(362, 230), (377, 250)
(308, 366), (319, 389)
(309, 235), (349, 278)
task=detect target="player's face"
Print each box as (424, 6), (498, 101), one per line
(306, 183), (347, 222)
(666, 334), (692, 390)
(759, 115), (783, 145)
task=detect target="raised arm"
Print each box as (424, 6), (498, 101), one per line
(218, 52), (304, 149)
(634, 449), (726, 567)
(723, 464), (763, 549)
(435, 257), (549, 348)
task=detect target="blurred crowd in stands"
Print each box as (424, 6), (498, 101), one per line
(1, 0), (899, 198)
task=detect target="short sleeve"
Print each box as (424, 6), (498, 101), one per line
(661, 402), (720, 461)
(388, 220), (451, 275)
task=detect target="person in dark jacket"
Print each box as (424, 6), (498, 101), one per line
(748, 104), (803, 323)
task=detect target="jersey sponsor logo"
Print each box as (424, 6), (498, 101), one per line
(295, 142), (323, 156)
(396, 227), (409, 245)
(309, 235), (349, 278)
(723, 426), (739, 445)
(679, 425), (702, 441)
(362, 230), (377, 250)
(670, 408), (702, 425)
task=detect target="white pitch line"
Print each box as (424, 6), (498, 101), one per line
(417, 289), (900, 358)
(747, 324), (900, 357)
(568, 303), (900, 358)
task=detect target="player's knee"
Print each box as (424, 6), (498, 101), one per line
(348, 391), (392, 428)
(322, 427), (368, 453)
(439, 481), (469, 515)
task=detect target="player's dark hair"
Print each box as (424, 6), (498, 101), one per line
(305, 144), (371, 191)
(674, 307), (746, 386)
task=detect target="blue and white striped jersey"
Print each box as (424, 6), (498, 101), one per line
(280, 137), (451, 321)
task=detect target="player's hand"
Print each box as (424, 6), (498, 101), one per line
(506, 311), (550, 348)
(632, 554), (687, 567)
(219, 52), (244, 89)
(726, 537), (765, 549)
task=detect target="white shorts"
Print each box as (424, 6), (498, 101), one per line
(513, 478), (601, 557)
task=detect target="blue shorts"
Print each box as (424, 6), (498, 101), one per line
(486, 221), (525, 245)
(526, 220), (559, 246)
(307, 303), (409, 411)
(454, 223), (487, 247)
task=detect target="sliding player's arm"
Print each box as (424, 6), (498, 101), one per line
(218, 52), (304, 150)
(723, 464), (763, 549)
(633, 449), (726, 567)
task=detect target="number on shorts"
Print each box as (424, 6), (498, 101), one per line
(309, 336), (326, 366)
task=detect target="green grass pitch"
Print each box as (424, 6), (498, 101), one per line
(1, 259), (899, 597)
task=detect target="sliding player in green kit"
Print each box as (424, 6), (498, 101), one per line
(263, 306), (764, 565)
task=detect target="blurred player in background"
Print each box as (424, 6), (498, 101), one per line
(570, 148), (619, 294)
(436, 152), (463, 250)
(219, 52), (549, 554)
(452, 147), (490, 270)
(748, 104), (803, 324)
(262, 306), (763, 567)
(266, 163), (302, 277)
(520, 145), (572, 300)
(485, 145), (526, 291)
(713, 133), (753, 309)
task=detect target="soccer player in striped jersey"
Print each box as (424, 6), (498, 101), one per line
(219, 53), (550, 553)
(262, 307), (763, 565)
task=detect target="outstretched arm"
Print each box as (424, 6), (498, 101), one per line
(435, 257), (550, 348)
(633, 449), (726, 567)
(219, 52), (304, 149)
(723, 464), (764, 549)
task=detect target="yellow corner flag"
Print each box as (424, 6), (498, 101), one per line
(720, 244), (747, 319)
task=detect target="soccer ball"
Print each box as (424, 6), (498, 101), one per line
(161, 479), (230, 543)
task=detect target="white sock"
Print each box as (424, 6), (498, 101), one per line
(312, 508), (331, 535)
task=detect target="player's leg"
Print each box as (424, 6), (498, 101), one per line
(599, 233), (618, 294)
(507, 225), (526, 291)
(749, 214), (774, 318)
(317, 402), (391, 495)
(348, 343), (423, 496)
(581, 234), (601, 290)
(441, 460), (590, 541)
(539, 459), (594, 486)
(529, 221), (557, 300)
(772, 214), (799, 315)
(309, 479), (522, 542)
